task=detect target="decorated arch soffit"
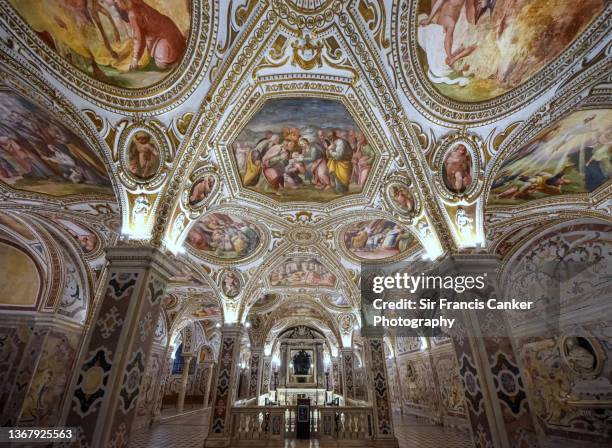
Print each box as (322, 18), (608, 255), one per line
(0, 209), (104, 325)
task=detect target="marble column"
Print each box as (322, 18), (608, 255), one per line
(152, 350), (173, 422)
(278, 344), (288, 387)
(247, 348), (263, 400)
(392, 355), (404, 415)
(201, 361), (215, 407)
(64, 246), (176, 448)
(332, 356), (342, 397)
(261, 355), (272, 395)
(365, 333), (399, 447)
(439, 254), (540, 448)
(133, 342), (166, 429)
(177, 354), (193, 413)
(315, 343), (324, 388)
(340, 348), (355, 401)
(204, 324), (246, 447)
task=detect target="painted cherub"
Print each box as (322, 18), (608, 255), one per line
(129, 132), (159, 178)
(444, 144), (473, 192)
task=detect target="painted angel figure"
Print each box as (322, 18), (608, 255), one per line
(417, 0), (495, 86)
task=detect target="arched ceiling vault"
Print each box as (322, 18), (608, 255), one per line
(0, 0), (610, 334)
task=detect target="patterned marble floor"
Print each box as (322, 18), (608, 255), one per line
(129, 410), (210, 448)
(129, 410), (474, 448)
(394, 414), (474, 448)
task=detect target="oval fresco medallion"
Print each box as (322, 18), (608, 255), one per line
(187, 213), (262, 261)
(188, 173), (216, 208)
(415, 0), (607, 102)
(220, 270), (241, 298)
(386, 182), (418, 216)
(9, 0), (193, 89)
(441, 142), (475, 195)
(342, 219), (414, 261)
(125, 131), (162, 181)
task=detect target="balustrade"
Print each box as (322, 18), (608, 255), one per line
(228, 405), (373, 446)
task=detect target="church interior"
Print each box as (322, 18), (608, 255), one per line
(0, 1), (610, 447)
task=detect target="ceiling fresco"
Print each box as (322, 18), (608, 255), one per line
(9, 0), (192, 89)
(251, 293), (279, 310)
(270, 257), (336, 288)
(0, 89), (113, 197)
(415, 0), (607, 102)
(489, 109), (612, 206)
(191, 301), (221, 319)
(0, 0), (609, 350)
(231, 97), (376, 203)
(0, 211), (37, 241)
(342, 219), (414, 261)
(186, 213), (262, 261)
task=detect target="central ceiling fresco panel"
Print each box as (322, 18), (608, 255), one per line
(10, 0), (192, 89)
(231, 97), (375, 203)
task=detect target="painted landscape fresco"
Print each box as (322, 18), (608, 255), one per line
(0, 90), (113, 197)
(343, 219), (414, 260)
(233, 98), (376, 202)
(10, 0), (192, 89)
(416, 0), (606, 101)
(187, 213), (261, 260)
(490, 109), (612, 205)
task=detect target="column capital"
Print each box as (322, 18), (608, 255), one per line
(219, 323), (248, 338)
(435, 252), (501, 275)
(105, 245), (179, 281)
(364, 327), (386, 340)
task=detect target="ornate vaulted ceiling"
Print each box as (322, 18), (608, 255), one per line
(0, 0), (610, 350)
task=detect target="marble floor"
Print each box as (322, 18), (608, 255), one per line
(129, 410), (474, 448)
(394, 415), (473, 448)
(130, 410), (210, 448)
